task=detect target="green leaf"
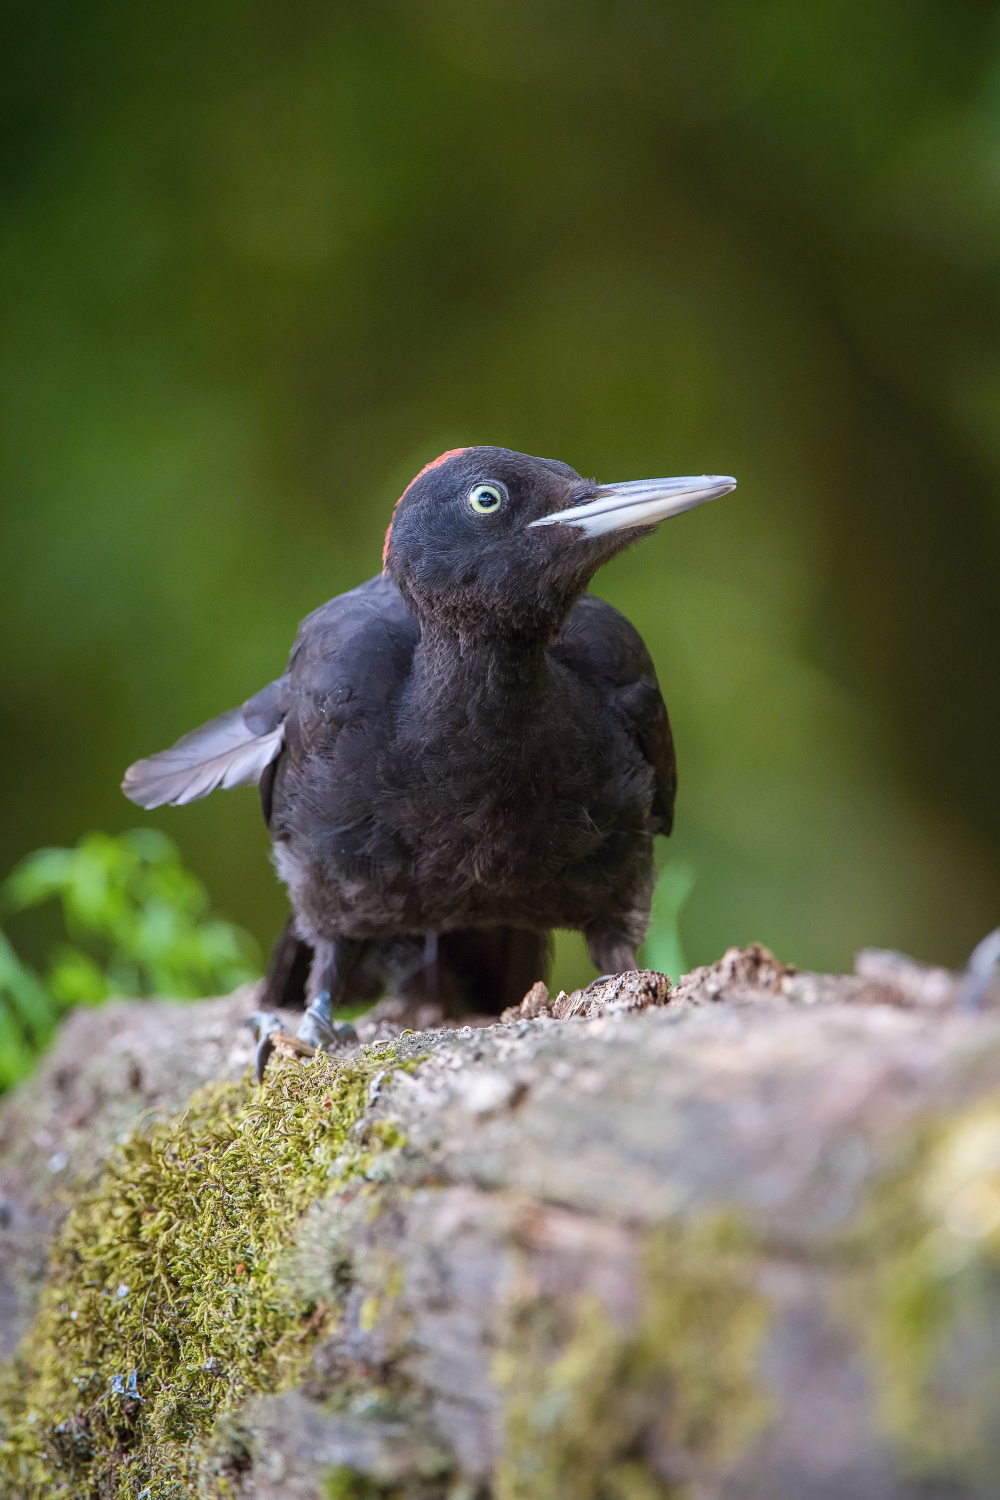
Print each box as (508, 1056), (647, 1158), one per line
(0, 998), (35, 1090)
(0, 830), (262, 1091)
(639, 860), (696, 983)
(3, 848), (75, 911)
(0, 929), (59, 1037)
(47, 947), (113, 1006)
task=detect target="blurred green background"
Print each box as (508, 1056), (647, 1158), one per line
(3, 0), (1000, 995)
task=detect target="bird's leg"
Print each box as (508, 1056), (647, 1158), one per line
(584, 927), (638, 978)
(296, 938), (364, 1051)
(422, 931), (440, 1007)
(259, 915), (313, 1011)
(305, 937), (365, 1004)
(379, 934), (450, 1025)
(246, 1012), (321, 1084)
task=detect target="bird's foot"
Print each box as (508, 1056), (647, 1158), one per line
(246, 1000), (358, 1083)
(246, 1010), (312, 1083)
(296, 990), (360, 1053)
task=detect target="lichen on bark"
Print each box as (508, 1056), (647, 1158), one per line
(846, 1093), (1000, 1490)
(6, 952), (1000, 1498)
(494, 1214), (772, 1500)
(0, 1042), (413, 1498)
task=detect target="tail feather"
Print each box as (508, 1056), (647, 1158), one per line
(259, 916), (313, 1010)
(121, 707), (284, 810)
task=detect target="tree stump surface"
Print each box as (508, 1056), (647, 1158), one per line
(3, 945), (1000, 1498)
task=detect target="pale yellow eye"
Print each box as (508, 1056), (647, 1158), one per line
(468, 483), (505, 514)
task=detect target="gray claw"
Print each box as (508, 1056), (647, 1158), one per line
(254, 1035), (275, 1083)
(296, 991), (359, 1053)
(246, 1010), (284, 1042)
(246, 1011), (284, 1083)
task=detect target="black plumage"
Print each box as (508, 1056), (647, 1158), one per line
(123, 447), (734, 1023)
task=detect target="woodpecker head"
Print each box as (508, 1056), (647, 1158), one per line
(383, 446), (736, 638)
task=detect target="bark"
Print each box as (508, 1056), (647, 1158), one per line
(0, 989), (260, 1361)
(4, 947), (1000, 1498)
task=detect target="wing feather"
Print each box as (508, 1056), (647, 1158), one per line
(554, 593), (677, 835)
(121, 707), (284, 810)
(121, 577), (411, 813)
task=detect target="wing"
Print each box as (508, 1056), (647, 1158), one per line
(279, 573), (417, 761)
(552, 592), (677, 835)
(121, 574), (412, 813)
(121, 684), (286, 810)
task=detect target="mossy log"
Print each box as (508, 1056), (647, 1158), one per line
(3, 946), (1000, 1498)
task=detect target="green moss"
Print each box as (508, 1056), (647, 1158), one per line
(847, 1096), (1000, 1487)
(494, 1213), (773, 1500)
(368, 1120), (408, 1151)
(323, 1469), (404, 1499)
(0, 1045), (408, 1499)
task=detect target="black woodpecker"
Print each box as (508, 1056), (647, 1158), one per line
(123, 447), (736, 1046)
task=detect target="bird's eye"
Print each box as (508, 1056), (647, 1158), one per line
(468, 483), (505, 515)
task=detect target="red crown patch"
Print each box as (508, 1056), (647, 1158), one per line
(383, 448), (470, 569)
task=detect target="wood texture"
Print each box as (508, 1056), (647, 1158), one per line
(3, 950), (1000, 1498)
